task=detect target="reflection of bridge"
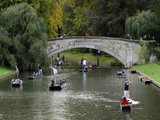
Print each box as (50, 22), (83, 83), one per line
(47, 36), (142, 67)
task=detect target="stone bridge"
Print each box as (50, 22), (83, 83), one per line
(47, 36), (142, 67)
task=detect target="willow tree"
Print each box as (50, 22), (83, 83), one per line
(0, 3), (49, 69)
(125, 10), (159, 40)
(0, 0), (63, 38)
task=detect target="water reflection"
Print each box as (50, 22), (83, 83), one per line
(123, 113), (132, 120)
(83, 72), (87, 89)
(11, 86), (23, 91)
(0, 68), (160, 120)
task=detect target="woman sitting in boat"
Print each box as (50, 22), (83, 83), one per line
(32, 72), (36, 77)
(120, 96), (129, 105)
(11, 79), (16, 85)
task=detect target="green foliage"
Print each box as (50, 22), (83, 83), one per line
(62, 0), (88, 35)
(48, 0), (63, 38)
(140, 44), (150, 62)
(0, 66), (14, 77)
(150, 0), (160, 16)
(125, 10), (159, 40)
(0, 3), (49, 69)
(62, 0), (151, 36)
(0, 0), (63, 38)
(151, 47), (160, 60)
(133, 63), (160, 83)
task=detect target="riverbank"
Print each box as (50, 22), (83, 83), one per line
(0, 67), (14, 80)
(53, 52), (121, 67)
(133, 63), (160, 87)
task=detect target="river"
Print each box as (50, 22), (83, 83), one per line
(0, 68), (160, 120)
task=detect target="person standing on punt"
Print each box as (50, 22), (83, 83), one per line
(124, 80), (130, 98)
(15, 65), (19, 78)
(50, 66), (58, 84)
(38, 64), (43, 75)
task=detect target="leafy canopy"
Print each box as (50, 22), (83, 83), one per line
(125, 10), (160, 40)
(0, 0), (63, 38)
(0, 3), (49, 69)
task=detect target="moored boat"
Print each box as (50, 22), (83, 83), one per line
(130, 69), (137, 73)
(138, 75), (152, 85)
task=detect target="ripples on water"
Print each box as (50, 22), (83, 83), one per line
(0, 68), (160, 120)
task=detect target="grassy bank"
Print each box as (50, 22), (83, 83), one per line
(133, 63), (160, 83)
(53, 52), (120, 67)
(0, 66), (14, 78)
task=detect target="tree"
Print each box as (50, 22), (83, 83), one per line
(125, 10), (160, 41)
(48, 0), (63, 38)
(62, 0), (151, 37)
(0, 3), (49, 70)
(62, 0), (88, 36)
(151, 0), (160, 16)
(0, 0), (63, 38)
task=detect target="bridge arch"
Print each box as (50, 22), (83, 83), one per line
(47, 37), (141, 67)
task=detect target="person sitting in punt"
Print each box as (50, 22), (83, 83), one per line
(32, 72), (37, 77)
(34, 72), (40, 77)
(120, 96), (129, 105)
(51, 80), (54, 87)
(18, 79), (23, 84)
(11, 79), (22, 85)
(11, 79), (16, 84)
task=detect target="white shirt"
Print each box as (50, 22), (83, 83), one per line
(83, 60), (87, 65)
(51, 67), (57, 75)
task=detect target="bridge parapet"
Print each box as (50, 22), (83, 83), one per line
(48, 36), (140, 43)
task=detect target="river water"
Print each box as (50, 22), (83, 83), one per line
(0, 68), (160, 120)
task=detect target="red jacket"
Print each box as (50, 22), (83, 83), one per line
(120, 100), (129, 105)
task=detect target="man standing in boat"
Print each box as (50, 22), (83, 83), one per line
(15, 65), (19, 78)
(38, 64), (43, 75)
(124, 80), (130, 98)
(50, 66), (58, 84)
(82, 58), (87, 71)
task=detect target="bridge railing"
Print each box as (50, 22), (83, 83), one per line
(48, 36), (155, 44)
(48, 36), (129, 41)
